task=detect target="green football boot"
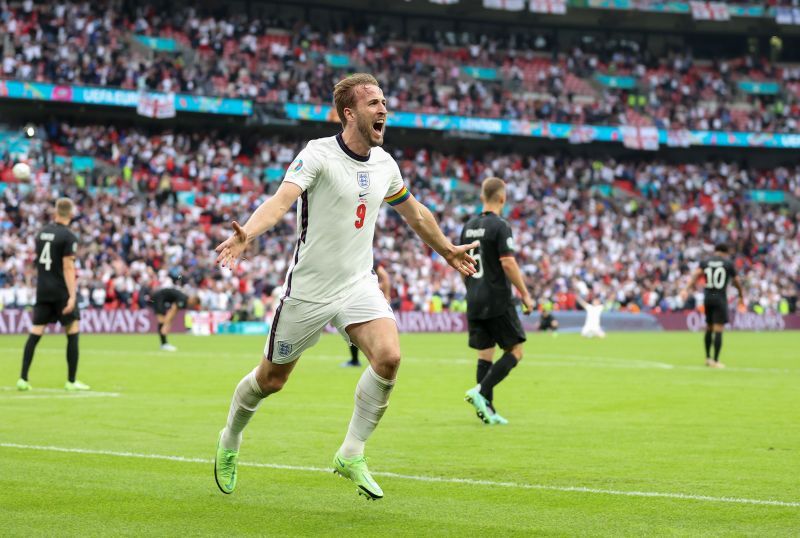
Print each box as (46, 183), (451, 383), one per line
(65, 380), (90, 391)
(332, 452), (383, 500)
(488, 411), (509, 425)
(214, 430), (239, 494)
(464, 386), (490, 424)
(16, 378), (31, 391)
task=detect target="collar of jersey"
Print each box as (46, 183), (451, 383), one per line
(335, 133), (370, 162)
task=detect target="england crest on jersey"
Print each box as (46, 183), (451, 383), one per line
(357, 171), (370, 189)
(277, 341), (293, 357)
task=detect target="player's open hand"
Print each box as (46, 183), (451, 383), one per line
(445, 241), (479, 277)
(521, 294), (534, 315)
(737, 298), (746, 313)
(215, 221), (249, 268)
(62, 296), (76, 315)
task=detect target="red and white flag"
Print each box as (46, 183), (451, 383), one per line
(137, 91), (176, 119)
(529, 0), (566, 14)
(483, 0), (525, 11)
(622, 126), (659, 151)
(690, 2), (730, 21)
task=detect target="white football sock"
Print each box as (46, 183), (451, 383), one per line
(339, 366), (395, 458)
(221, 368), (265, 451)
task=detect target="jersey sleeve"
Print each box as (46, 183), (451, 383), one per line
(727, 260), (737, 278)
(496, 221), (516, 258)
(384, 160), (410, 207)
(282, 144), (322, 192)
(66, 231), (78, 257)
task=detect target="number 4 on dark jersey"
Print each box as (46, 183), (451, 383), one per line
(35, 223), (78, 302)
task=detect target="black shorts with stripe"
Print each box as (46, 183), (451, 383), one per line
(33, 299), (80, 327)
(467, 306), (527, 350)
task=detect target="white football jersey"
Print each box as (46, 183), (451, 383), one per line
(280, 134), (408, 303)
(582, 304), (604, 330)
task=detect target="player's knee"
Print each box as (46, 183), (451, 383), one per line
(258, 371), (289, 394)
(254, 364), (292, 394)
(505, 343), (524, 361)
(373, 347), (401, 373)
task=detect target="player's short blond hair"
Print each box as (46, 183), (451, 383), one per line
(333, 73), (379, 127)
(55, 197), (74, 218)
(481, 177), (506, 203)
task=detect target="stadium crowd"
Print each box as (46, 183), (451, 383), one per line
(1, 123), (798, 316)
(2, 1), (800, 133)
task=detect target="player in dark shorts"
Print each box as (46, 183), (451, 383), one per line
(148, 288), (198, 351)
(681, 243), (745, 368)
(461, 177), (533, 425)
(17, 198), (89, 391)
(342, 261), (391, 367)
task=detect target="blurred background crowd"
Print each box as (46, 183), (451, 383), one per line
(1, 0), (798, 319)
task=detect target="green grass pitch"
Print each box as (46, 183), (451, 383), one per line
(1, 331), (798, 536)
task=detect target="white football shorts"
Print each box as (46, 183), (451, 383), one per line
(264, 273), (395, 364)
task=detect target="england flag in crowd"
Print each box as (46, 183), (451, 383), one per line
(622, 126), (659, 151)
(529, 0), (567, 15)
(690, 2), (730, 21)
(137, 91), (176, 119)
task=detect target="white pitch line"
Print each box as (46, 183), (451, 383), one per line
(0, 442), (797, 508)
(0, 347), (794, 374)
(0, 393), (120, 400)
(0, 386), (120, 399)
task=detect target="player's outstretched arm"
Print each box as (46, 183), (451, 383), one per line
(62, 255), (77, 314)
(500, 256), (533, 313)
(733, 275), (746, 310)
(215, 182), (303, 267)
(392, 195), (478, 277)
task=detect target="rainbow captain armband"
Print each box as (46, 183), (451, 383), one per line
(384, 186), (411, 206)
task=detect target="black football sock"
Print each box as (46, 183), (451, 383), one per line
(20, 334), (42, 381)
(159, 324), (167, 345)
(713, 333), (723, 361)
(479, 352), (518, 400)
(67, 333), (79, 383)
(476, 359), (492, 402)
(349, 344), (359, 364)
(704, 330), (712, 358)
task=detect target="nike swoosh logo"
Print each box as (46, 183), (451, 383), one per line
(359, 192), (369, 197)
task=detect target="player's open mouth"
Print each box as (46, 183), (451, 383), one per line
(372, 120), (384, 135)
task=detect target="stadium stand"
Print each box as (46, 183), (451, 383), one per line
(2, 1), (800, 132)
(1, 123), (797, 315)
